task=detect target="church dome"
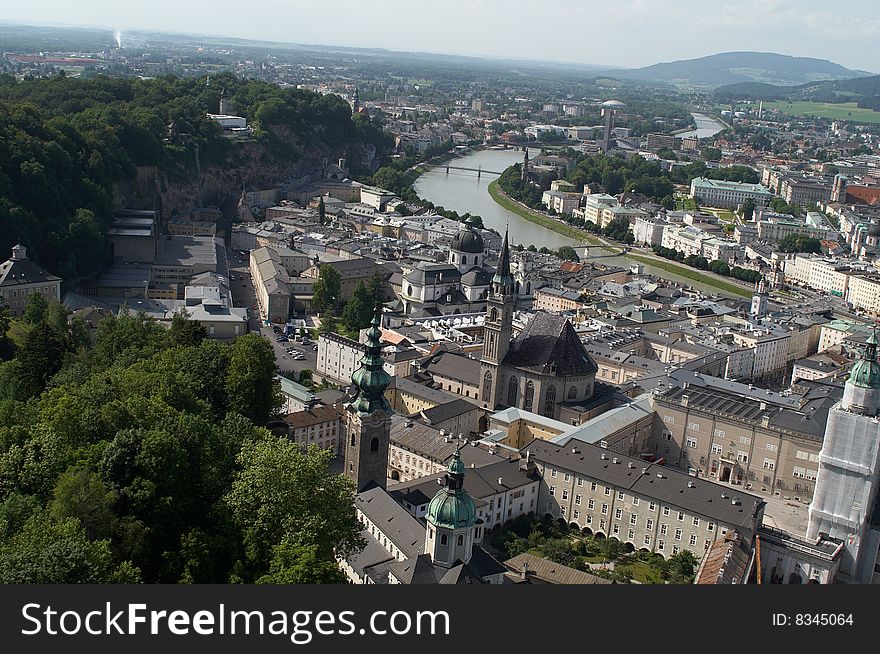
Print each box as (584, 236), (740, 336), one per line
(426, 450), (476, 529)
(849, 332), (880, 389)
(451, 224), (484, 254)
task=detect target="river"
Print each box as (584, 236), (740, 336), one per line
(414, 147), (740, 298)
(676, 112), (726, 139)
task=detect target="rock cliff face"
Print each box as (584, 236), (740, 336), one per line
(112, 139), (376, 222)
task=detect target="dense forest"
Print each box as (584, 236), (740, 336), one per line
(0, 72), (392, 286)
(0, 300), (361, 583)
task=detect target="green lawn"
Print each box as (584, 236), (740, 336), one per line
(487, 180), (609, 246)
(764, 101), (880, 124)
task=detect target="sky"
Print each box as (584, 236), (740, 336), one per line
(3, 0), (879, 71)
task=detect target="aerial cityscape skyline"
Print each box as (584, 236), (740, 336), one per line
(3, 0), (880, 72)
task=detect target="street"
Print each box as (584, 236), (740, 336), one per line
(228, 249), (318, 380)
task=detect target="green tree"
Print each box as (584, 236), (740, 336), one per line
(225, 334), (281, 425)
(312, 264), (342, 315)
(778, 233), (822, 254)
(225, 439), (363, 580)
(665, 550), (699, 584)
(256, 536), (349, 584)
(367, 271), (387, 305)
(556, 246), (580, 262)
(22, 292), (49, 325)
(168, 310), (209, 347)
(0, 511), (141, 583)
(317, 196), (327, 225)
(701, 147), (722, 162)
(49, 465), (118, 541)
(15, 322), (68, 397)
(741, 197), (756, 222)
(0, 300), (13, 361)
(341, 282), (373, 333)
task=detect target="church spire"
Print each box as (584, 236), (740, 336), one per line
(349, 304), (392, 415)
(493, 228), (513, 287)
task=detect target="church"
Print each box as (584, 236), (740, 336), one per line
(479, 231), (599, 420)
(400, 216), (493, 316)
(340, 305), (507, 584)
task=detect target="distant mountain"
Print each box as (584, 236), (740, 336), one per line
(714, 74), (880, 110)
(609, 52), (872, 88)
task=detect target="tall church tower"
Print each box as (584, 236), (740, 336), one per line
(750, 279), (768, 320)
(344, 305), (393, 491)
(352, 86), (360, 114)
(424, 449), (477, 568)
(521, 149), (529, 182)
(807, 331), (880, 582)
(480, 229), (516, 410)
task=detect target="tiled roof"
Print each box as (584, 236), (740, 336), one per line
(503, 312), (598, 376)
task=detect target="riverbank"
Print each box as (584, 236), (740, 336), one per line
(487, 179), (606, 246)
(487, 176), (754, 298)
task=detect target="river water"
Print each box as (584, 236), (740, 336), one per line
(414, 146), (739, 297)
(676, 112), (725, 139)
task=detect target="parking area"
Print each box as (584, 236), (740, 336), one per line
(262, 324), (318, 379)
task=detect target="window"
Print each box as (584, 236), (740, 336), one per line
(689, 534), (697, 546)
(674, 529), (682, 541)
(618, 491), (625, 500)
(563, 473), (571, 482)
(687, 421), (700, 431)
(457, 535), (464, 546)
(665, 416), (675, 424)
(601, 504), (608, 515)
(660, 524), (668, 536)
(590, 482), (597, 491)
(763, 459), (776, 470)
(715, 429), (726, 438)
(693, 517), (700, 527)
(615, 508), (622, 520)
(766, 443), (778, 452)
(613, 524), (620, 535)
(573, 510), (580, 520)
(549, 486), (556, 496)
(543, 385), (556, 418)
(575, 494), (581, 506)
(370, 437), (379, 452)
(658, 540), (665, 552)
(632, 497), (639, 506)
(577, 478), (584, 487)
(551, 468), (558, 478)
(739, 436), (751, 445)
(737, 451), (749, 463)
(806, 469), (818, 481)
(711, 444), (723, 455)
(677, 511), (684, 521)
(440, 534), (448, 546)
(663, 507), (670, 517)
(523, 381), (534, 411)
(630, 514), (637, 526)
(796, 450), (809, 460)
(705, 539), (712, 550)
(588, 498), (595, 510)
(561, 490), (569, 501)
(604, 487), (611, 496)
(686, 437), (698, 448)
(646, 519), (654, 530)
(568, 386), (577, 400)
(507, 377), (519, 406)
(644, 535), (652, 546)
(809, 453), (820, 463)
(628, 529), (635, 540)
(707, 522), (715, 532)
(649, 502), (656, 511)
(672, 545), (679, 554)
(586, 515), (593, 525)
(793, 466), (806, 478)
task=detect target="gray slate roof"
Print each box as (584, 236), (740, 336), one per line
(503, 312), (598, 377)
(355, 485), (425, 560)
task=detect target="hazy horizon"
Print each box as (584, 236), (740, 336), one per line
(2, 0), (879, 72)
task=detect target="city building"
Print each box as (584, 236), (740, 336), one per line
(689, 178), (773, 209)
(0, 245), (62, 317)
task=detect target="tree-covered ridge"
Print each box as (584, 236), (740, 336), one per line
(0, 305), (361, 583)
(0, 72), (392, 286)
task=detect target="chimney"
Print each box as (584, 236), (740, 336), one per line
(681, 394), (690, 407)
(498, 477), (504, 486)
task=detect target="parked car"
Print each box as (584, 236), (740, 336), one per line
(312, 345), (319, 351)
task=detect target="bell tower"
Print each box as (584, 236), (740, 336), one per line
(424, 449), (477, 568)
(344, 305), (393, 491)
(480, 229), (515, 410)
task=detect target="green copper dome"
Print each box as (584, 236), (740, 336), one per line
(849, 331), (880, 389)
(426, 449), (476, 530)
(348, 305), (393, 415)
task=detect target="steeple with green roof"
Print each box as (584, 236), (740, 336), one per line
(849, 330), (880, 390)
(349, 304), (392, 415)
(426, 449), (476, 530)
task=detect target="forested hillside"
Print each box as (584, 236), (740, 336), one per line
(0, 306), (362, 583)
(0, 72), (392, 285)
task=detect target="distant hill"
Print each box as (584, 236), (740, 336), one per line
(715, 74), (880, 111)
(610, 52), (872, 88)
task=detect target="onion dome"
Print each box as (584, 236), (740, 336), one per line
(426, 449), (476, 530)
(451, 220), (485, 254)
(849, 331), (880, 389)
(348, 305), (393, 415)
